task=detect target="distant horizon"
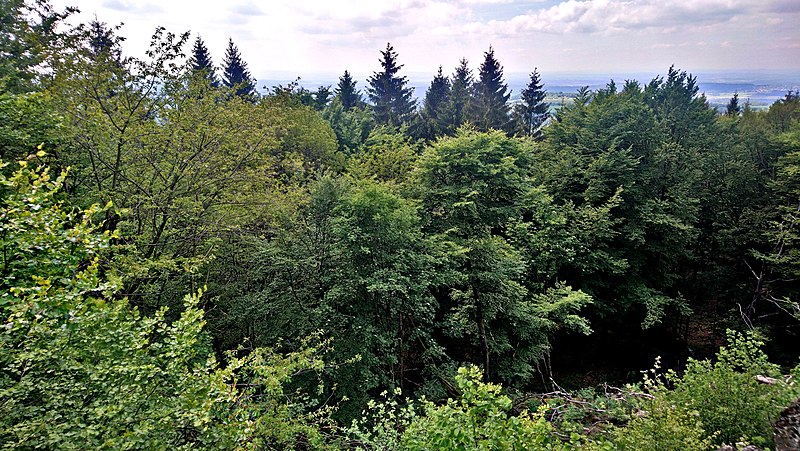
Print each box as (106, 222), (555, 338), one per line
(52, 0), (800, 77)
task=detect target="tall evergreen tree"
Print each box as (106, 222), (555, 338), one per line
(221, 38), (256, 99)
(725, 91), (740, 116)
(367, 43), (415, 127)
(419, 66), (451, 140)
(445, 58), (473, 134)
(335, 70), (362, 110)
(189, 35), (217, 87)
(471, 47), (511, 133)
(513, 68), (549, 139)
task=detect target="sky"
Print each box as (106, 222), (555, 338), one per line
(51, 0), (800, 81)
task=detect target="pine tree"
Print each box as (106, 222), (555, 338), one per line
(445, 58), (473, 134)
(471, 47), (511, 133)
(420, 66), (451, 140)
(221, 38), (256, 100)
(725, 92), (740, 116)
(335, 70), (362, 110)
(367, 43), (415, 127)
(189, 35), (217, 87)
(313, 85), (332, 111)
(513, 68), (549, 139)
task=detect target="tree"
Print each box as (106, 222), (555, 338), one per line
(221, 38), (256, 99)
(0, 159), (342, 449)
(725, 91), (741, 116)
(443, 58), (473, 135)
(0, 0), (75, 93)
(189, 35), (217, 87)
(367, 43), (415, 127)
(415, 128), (592, 383)
(335, 70), (362, 110)
(513, 68), (549, 139)
(418, 66), (451, 141)
(313, 85), (332, 110)
(471, 47), (511, 133)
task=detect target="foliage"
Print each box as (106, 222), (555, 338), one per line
(662, 330), (800, 448)
(0, 158), (342, 449)
(189, 35), (218, 87)
(470, 47), (511, 133)
(418, 66), (451, 141)
(335, 70), (363, 110)
(513, 69), (548, 140)
(367, 43), (415, 127)
(221, 38), (256, 100)
(351, 366), (567, 450)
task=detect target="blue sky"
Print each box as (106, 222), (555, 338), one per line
(53, 0), (800, 80)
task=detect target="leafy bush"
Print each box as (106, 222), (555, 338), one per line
(662, 330), (799, 448)
(350, 366), (567, 450)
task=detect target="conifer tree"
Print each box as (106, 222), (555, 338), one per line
(367, 43), (415, 127)
(221, 38), (256, 99)
(445, 58), (473, 134)
(420, 66), (451, 140)
(189, 35), (217, 87)
(471, 47), (511, 133)
(335, 70), (362, 110)
(726, 92), (740, 116)
(513, 68), (549, 139)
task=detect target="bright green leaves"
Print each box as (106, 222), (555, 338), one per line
(416, 127), (593, 384)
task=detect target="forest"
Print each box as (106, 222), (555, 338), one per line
(1, 1), (800, 449)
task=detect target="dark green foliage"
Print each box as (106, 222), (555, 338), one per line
(418, 66), (452, 141)
(471, 47), (511, 133)
(539, 74), (704, 327)
(513, 68), (548, 139)
(189, 35), (217, 87)
(313, 85), (332, 110)
(221, 38), (256, 99)
(335, 69), (362, 110)
(726, 91), (740, 116)
(367, 43), (415, 126)
(446, 58), (473, 134)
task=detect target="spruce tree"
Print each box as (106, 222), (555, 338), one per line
(367, 43), (415, 127)
(471, 47), (511, 133)
(221, 38), (256, 100)
(189, 35), (217, 87)
(335, 70), (362, 110)
(445, 58), (473, 134)
(420, 66), (451, 140)
(725, 92), (740, 116)
(513, 68), (549, 139)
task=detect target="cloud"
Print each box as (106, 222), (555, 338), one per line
(229, 2), (265, 16)
(101, 0), (162, 15)
(484, 0), (790, 36)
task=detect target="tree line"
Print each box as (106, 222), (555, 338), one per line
(2, 1), (800, 448)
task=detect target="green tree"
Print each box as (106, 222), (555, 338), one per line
(539, 77), (700, 328)
(189, 34), (217, 87)
(418, 66), (451, 141)
(725, 91), (740, 116)
(335, 69), (362, 110)
(513, 68), (548, 140)
(221, 38), (256, 99)
(367, 43), (415, 127)
(0, 0), (74, 93)
(0, 158), (342, 449)
(470, 47), (511, 133)
(415, 128), (592, 383)
(439, 58), (473, 136)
